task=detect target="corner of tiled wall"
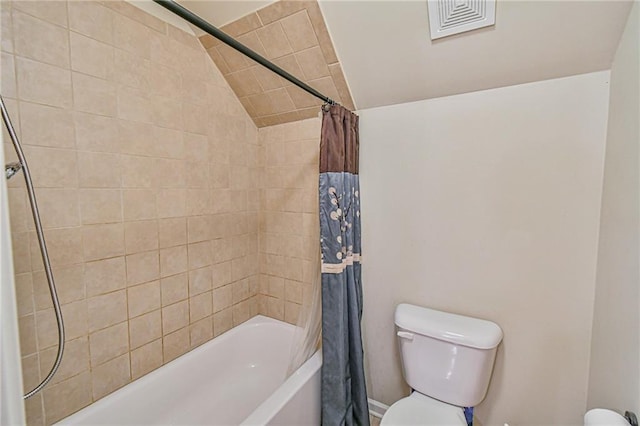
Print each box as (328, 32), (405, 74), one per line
(256, 116), (322, 324)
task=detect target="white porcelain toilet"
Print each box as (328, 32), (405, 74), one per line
(381, 303), (503, 425)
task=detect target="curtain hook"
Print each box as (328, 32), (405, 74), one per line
(322, 99), (337, 112)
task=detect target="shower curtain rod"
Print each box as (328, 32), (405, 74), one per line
(153, 0), (337, 106)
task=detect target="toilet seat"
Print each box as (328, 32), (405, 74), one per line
(380, 392), (467, 426)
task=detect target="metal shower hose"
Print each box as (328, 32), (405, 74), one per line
(1, 94), (65, 399)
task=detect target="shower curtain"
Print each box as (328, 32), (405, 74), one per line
(319, 105), (369, 426)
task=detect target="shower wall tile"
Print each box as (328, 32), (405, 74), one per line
(77, 151), (120, 188)
(121, 154), (157, 187)
(24, 146), (77, 188)
(29, 311), (50, 352)
(18, 314), (37, 355)
(87, 290), (127, 333)
(160, 273), (188, 306)
(72, 72), (117, 117)
(268, 296), (285, 321)
(187, 241), (212, 269)
(89, 322), (129, 367)
(162, 327), (189, 362)
(36, 301), (88, 351)
(13, 10), (69, 69)
(152, 96), (181, 130)
(124, 220), (158, 254)
(127, 281), (161, 317)
(64, 301), (91, 341)
(12, 1), (68, 28)
(15, 273), (34, 317)
(16, 57), (72, 108)
(90, 353), (131, 400)
(118, 121), (153, 156)
(123, 189), (156, 221)
(189, 266), (212, 296)
(130, 339), (163, 379)
(117, 86), (153, 124)
(296, 47), (330, 81)
(21, 354), (41, 394)
(232, 299), (252, 326)
(68, 1), (113, 45)
(213, 307), (233, 336)
(1, 51), (17, 100)
(101, 1), (165, 34)
(84, 257), (126, 298)
(42, 372), (92, 425)
(153, 127), (184, 159)
(159, 245), (188, 277)
(159, 217), (187, 248)
(79, 189), (122, 225)
(70, 32), (113, 80)
(213, 285), (232, 313)
(82, 223), (124, 261)
(1, 3), (14, 54)
(40, 228), (84, 266)
(32, 265), (85, 310)
(35, 188), (79, 229)
(162, 300), (189, 335)
(190, 317), (213, 348)
(25, 397), (44, 426)
(212, 261), (232, 289)
(284, 300), (301, 324)
(19, 102), (75, 149)
(129, 309), (162, 349)
(112, 13), (152, 59)
(190, 291), (213, 322)
(113, 49), (149, 91)
(156, 188), (186, 218)
(4, 1), (261, 424)
(125, 251), (160, 286)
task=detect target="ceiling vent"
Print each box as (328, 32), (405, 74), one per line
(427, 0), (496, 40)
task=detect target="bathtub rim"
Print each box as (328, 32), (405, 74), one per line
(240, 349), (322, 425)
(56, 315), (301, 425)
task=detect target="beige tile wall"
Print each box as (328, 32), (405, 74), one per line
(256, 117), (321, 323)
(200, 0), (355, 127)
(2, 1), (260, 424)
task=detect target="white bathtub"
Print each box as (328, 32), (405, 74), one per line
(58, 316), (321, 425)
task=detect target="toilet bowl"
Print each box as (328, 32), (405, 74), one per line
(381, 392), (466, 425)
(585, 409), (634, 426)
(381, 304), (503, 425)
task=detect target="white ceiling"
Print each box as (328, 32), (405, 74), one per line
(319, 0), (633, 109)
(163, 0), (633, 111)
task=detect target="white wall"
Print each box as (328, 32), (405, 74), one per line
(588, 1), (640, 414)
(359, 71), (610, 425)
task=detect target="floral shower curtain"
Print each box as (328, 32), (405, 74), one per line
(319, 104), (369, 426)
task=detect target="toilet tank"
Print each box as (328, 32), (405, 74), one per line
(395, 304), (503, 407)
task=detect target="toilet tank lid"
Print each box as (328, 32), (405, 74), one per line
(395, 304), (503, 349)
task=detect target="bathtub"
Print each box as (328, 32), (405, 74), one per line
(58, 316), (322, 425)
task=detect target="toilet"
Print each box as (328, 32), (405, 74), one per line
(381, 304), (503, 425)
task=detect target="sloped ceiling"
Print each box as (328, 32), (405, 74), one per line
(175, 0), (633, 112)
(197, 1), (355, 127)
